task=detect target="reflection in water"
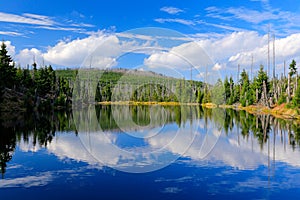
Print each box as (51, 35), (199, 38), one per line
(1, 106), (300, 176)
(0, 111), (76, 178)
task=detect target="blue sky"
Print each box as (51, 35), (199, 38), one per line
(1, 0), (300, 80)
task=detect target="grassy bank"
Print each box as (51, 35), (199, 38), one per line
(97, 101), (201, 106)
(221, 103), (300, 120)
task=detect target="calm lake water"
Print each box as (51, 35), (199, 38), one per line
(1, 105), (300, 199)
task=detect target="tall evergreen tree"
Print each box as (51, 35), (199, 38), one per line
(224, 76), (231, 103)
(253, 65), (269, 103)
(289, 59), (297, 77)
(239, 70), (254, 106)
(0, 41), (16, 89)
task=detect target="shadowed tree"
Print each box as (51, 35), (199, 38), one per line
(0, 41), (16, 89)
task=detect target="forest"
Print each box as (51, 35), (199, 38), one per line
(0, 41), (299, 113)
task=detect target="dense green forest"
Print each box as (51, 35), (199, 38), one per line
(0, 40), (299, 112)
(0, 42), (72, 112)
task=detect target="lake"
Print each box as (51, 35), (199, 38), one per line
(1, 105), (300, 199)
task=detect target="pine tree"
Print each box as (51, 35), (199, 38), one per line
(224, 76), (231, 103)
(0, 41), (16, 89)
(239, 70), (254, 106)
(228, 77), (235, 105)
(289, 59), (297, 77)
(253, 65), (269, 103)
(211, 79), (224, 105)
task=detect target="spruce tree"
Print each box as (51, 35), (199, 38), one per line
(253, 65), (269, 102)
(224, 76), (231, 103)
(289, 59), (297, 77)
(0, 41), (16, 89)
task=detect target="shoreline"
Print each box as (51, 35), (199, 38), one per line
(219, 104), (299, 120)
(96, 101), (300, 120)
(97, 101), (200, 106)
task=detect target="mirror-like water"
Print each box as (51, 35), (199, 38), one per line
(1, 105), (300, 199)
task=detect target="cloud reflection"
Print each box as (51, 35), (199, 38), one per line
(18, 120), (300, 172)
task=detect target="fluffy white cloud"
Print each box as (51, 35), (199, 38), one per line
(7, 30), (300, 76)
(144, 41), (213, 70)
(13, 31), (154, 68)
(197, 31), (267, 62)
(4, 41), (16, 58)
(144, 31), (265, 73)
(43, 32), (118, 67)
(228, 33), (300, 72)
(15, 48), (43, 67)
(144, 31), (300, 78)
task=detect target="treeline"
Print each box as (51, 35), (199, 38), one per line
(0, 42), (72, 112)
(73, 70), (205, 104)
(95, 77), (203, 103)
(208, 60), (299, 108)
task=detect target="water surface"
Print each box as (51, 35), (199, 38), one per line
(1, 105), (300, 199)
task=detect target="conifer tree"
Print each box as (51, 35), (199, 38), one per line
(0, 41), (16, 89)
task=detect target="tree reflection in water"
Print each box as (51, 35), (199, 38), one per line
(1, 106), (300, 177)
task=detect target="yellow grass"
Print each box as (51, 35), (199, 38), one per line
(96, 101), (200, 106)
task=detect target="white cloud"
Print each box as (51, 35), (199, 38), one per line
(15, 48), (43, 67)
(0, 31), (22, 36)
(3, 41), (16, 58)
(0, 12), (54, 26)
(228, 33), (300, 71)
(205, 4), (300, 36)
(155, 18), (195, 26)
(13, 30), (159, 68)
(35, 26), (85, 32)
(0, 12), (95, 36)
(144, 41), (213, 70)
(5, 30), (168, 69)
(43, 32), (120, 67)
(140, 30), (300, 79)
(0, 172), (52, 188)
(205, 6), (281, 24)
(160, 7), (184, 15)
(212, 63), (222, 71)
(8, 29), (300, 78)
(197, 31), (266, 62)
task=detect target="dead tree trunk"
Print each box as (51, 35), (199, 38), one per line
(287, 73), (291, 103)
(263, 80), (270, 107)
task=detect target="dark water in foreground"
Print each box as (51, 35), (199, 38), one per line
(1, 105), (300, 199)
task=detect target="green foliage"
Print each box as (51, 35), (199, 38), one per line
(292, 80), (300, 108)
(211, 79), (224, 105)
(253, 65), (269, 102)
(224, 76), (231, 103)
(202, 84), (211, 104)
(289, 59), (297, 77)
(239, 70), (254, 107)
(196, 87), (204, 104)
(0, 43), (72, 111)
(277, 93), (287, 105)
